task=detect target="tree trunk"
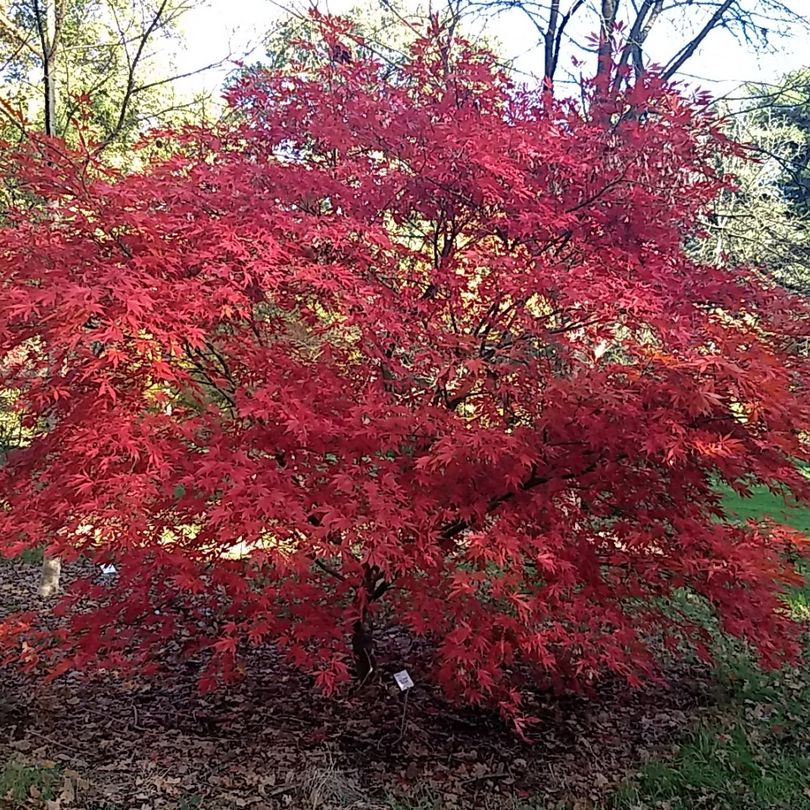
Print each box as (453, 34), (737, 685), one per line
(36, 0), (64, 595)
(38, 555), (61, 597)
(33, 0), (63, 137)
(43, 2), (56, 137)
(351, 613), (375, 683)
(596, 0), (617, 89)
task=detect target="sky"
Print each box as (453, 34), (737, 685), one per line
(172, 0), (809, 102)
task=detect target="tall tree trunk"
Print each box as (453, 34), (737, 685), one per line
(543, 0), (560, 85)
(33, 0), (63, 137)
(34, 0), (65, 593)
(596, 0), (618, 90)
(43, 0), (56, 135)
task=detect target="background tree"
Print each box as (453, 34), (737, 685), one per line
(0, 0), (223, 152)
(259, 1), (419, 71)
(0, 0), (230, 596)
(751, 70), (810, 218)
(691, 71), (810, 299)
(459, 0), (807, 87)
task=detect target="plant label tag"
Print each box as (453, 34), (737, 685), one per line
(393, 669), (414, 691)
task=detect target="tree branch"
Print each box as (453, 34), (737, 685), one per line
(312, 557), (346, 581)
(662, 0), (735, 81)
(101, 0), (170, 148)
(439, 455), (611, 545)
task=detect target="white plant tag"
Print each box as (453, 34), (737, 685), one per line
(100, 564), (117, 576)
(393, 669), (414, 691)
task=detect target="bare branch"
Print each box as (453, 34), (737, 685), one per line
(131, 56), (233, 97)
(0, 7), (39, 58)
(101, 0), (171, 148)
(613, 0), (663, 89)
(662, 0), (735, 81)
(312, 557), (346, 581)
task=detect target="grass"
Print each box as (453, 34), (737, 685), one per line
(611, 643), (810, 810)
(0, 544), (44, 566)
(0, 761), (61, 805)
(612, 724), (810, 809)
(611, 646), (810, 810)
(386, 789), (444, 810)
(718, 481), (810, 534)
(612, 482), (810, 810)
(15, 545), (44, 565)
(384, 791), (549, 810)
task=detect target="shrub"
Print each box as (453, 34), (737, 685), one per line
(1, 18), (808, 728)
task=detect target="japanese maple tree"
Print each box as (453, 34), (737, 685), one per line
(1, 17), (809, 726)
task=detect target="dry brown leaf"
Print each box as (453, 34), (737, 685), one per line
(59, 775), (76, 804)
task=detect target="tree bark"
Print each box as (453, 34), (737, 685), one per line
(596, 0), (618, 89)
(351, 564), (384, 683)
(38, 555), (61, 597)
(32, 0), (64, 137)
(33, 0), (64, 587)
(351, 613), (375, 683)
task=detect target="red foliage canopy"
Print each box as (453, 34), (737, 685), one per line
(1, 20), (809, 725)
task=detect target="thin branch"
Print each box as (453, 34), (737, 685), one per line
(613, 0), (660, 89)
(0, 8), (39, 58)
(101, 0), (170, 148)
(130, 56), (233, 97)
(565, 168), (630, 214)
(312, 557), (346, 581)
(439, 456), (610, 545)
(662, 0), (735, 81)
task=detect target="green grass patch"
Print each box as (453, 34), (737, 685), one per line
(612, 719), (810, 810)
(612, 477), (810, 809)
(717, 461), (810, 534)
(0, 544), (44, 566)
(719, 482), (810, 534)
(614, 614), (810, 809)
(0, 760), (61, 805)
(15, 545), (44, 565)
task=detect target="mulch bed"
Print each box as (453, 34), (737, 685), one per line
(0, 558), (718, 809)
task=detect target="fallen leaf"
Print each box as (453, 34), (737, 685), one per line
(60, 776), (76, 804)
